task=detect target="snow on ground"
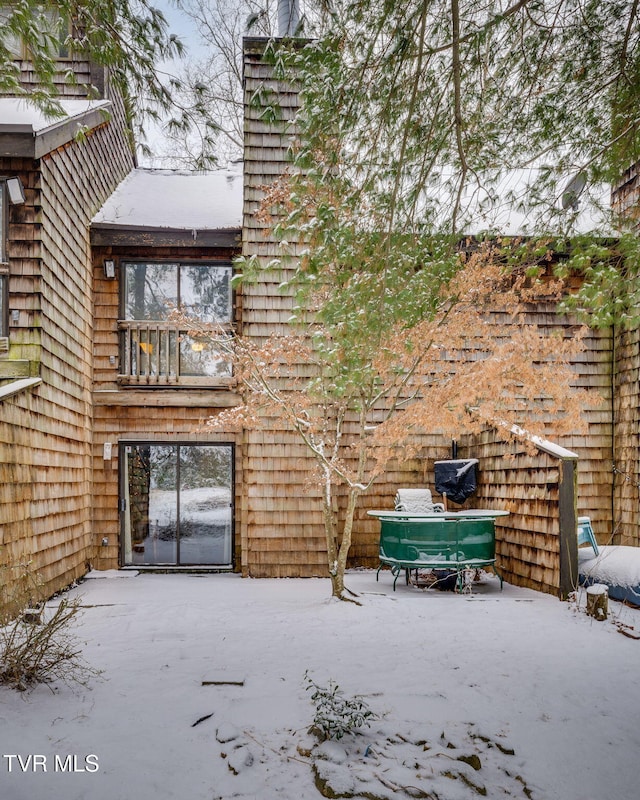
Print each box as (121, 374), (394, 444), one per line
(1, 570), (639, 800)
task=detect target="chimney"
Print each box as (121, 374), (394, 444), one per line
(277, 0), (300, 36)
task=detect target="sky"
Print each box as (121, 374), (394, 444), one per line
(139, 0), (207, 165)
(156, 0), (203, 55)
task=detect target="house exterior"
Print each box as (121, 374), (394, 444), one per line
(0, 59), (135, 596)
(0, 35), (637, 601)
(89, 167), (243, 573)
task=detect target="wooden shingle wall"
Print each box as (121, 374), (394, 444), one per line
(0, 96), (134, 598)
(243, 40), (440, 578)
(242, 38), (616, 588)
(2, 57), (105, 100)
(612, 170), (640, 546)
(504, 305), (613, 547)
(1, 159), (41, 371)
(613, 327), (640, 546)
(565, 322), (613, 540)
(457, 429), (578, 595)
(242, 38), (328, 577)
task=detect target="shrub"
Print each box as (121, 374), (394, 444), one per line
(0, 551), (99, 691)
(305, 672), (377, 740)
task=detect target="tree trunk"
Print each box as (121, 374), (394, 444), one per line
(323, 481), (360, 600)
(586, 584), (608, 621)
(321, 465), (342, 598)
(335, 486), (360, 592)
(330, 412), (369, 600)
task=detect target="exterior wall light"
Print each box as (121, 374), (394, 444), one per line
(6, 177), (26, 205)
(103, 259), (116, 279)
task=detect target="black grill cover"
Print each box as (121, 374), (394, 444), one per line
(434, 459), (478, 505)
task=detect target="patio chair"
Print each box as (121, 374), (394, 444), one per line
(394, 488), (445, 513)
(577, 516), (599, 556)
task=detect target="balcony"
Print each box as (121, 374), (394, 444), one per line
(118, 320), (233, 387)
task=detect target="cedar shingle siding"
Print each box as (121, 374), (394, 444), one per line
(241, 40), (615, 594)
(0, 66), (135, 597)
(0, 38), (636, 600)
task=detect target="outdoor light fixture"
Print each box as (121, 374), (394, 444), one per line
(103, 259), (116, 279)
(6, 177), (25, 205)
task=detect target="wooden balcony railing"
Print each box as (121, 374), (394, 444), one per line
(118, 320), (233, 386)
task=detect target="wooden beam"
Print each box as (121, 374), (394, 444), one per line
(0, 360), (32, 379)
(90, 226), (241, 248)
(558, 457), (578, 599)
(0, 376), (41, 401)
(93, 389), (240, 407)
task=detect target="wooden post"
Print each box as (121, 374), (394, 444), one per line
(558, 457), (578, 599)
(586, 583), (609, 621)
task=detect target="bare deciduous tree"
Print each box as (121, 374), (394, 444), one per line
(183, 247), (597, 600)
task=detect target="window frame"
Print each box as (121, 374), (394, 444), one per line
(0, 180), (8, 340)
(0, 6), (70, 60)
(0, 179), (7, 264)
(118, 259), (235, 386)
(119, 440), (236, 568)
(121, 260), (233, 326)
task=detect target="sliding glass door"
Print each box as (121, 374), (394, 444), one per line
(122, 443), (233, 566)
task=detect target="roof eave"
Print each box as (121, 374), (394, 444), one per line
(0, 102), (112, 159)
(90, 224), (242, 249)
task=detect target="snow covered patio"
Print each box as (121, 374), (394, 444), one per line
(1, 570), (639, 800)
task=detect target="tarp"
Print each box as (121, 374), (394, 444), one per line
(434, 459), (479, 505)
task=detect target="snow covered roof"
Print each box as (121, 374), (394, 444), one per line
(0, 97), (111, 132)
(0, 97), (112, 158)
(92, 167), (243, 233)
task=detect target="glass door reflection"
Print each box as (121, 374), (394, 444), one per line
(122, 443), (233, 567)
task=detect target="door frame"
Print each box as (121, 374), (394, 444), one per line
(118, 440), (235, 568)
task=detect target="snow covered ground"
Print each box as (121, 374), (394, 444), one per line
(1, 569), (639, 800)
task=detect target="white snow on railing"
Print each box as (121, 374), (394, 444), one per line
(509, 423), (579, 460)
(0, 377), (42, 401)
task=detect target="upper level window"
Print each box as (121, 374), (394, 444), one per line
(0, 6), (69, 59)
(123, 262), (232, 324)
(119, 262), (233, 385)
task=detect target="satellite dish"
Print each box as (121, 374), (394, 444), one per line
(561, 172), (587, 210)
